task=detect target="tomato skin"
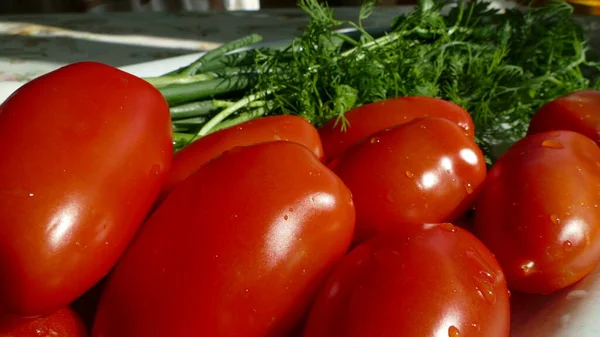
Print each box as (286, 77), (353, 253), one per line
(528, 90), (600, 145)
(302, 223), (510, 337)
(0, 62), (173, 316)
(0, 307), (87, 337)
(318, 96), (475, 161)
(91, 141), (355, 337)
(330, 117), (486, 244)
(474, 131), (600, 294)
(161, 115), (324, 199)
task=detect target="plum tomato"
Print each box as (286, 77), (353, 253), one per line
(475, 130), (600, 294)
(330, 117), (486, 244)
(0, 62), (172, 316)
(318, 96), (475, 161)
(92, 141), (355, 337)
(528, 90), (600, 145)
(161, 115), (324, 199)
(302, 223), (510, 337)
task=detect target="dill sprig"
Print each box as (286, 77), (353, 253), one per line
(149, 0), (600, 159)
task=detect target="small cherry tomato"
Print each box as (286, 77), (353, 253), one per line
(319, 96), (475, 161)
(528, 90), (600, 145)
(161, 115), (324, 199)
(303, 223), (510, 337)
(0, 307), (87, 337)
(330, 117), (486, 244)
(475, 130), (600, 294)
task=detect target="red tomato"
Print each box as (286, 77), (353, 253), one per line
(302, 223), (510, 337)
(319, 96), (475, 161)
(0, 62), (172, 316)
(528, 90), (600, 145)
(474, 131), (600, 294)
(330, 117), (486, 244)
(92, 141), (355, 337)
(0, 307), (87, 337)
(161, 115), (324, 199)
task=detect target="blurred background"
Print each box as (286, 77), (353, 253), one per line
(0, 0), (411, 14)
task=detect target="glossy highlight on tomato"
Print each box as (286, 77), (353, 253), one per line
(0, 307), (87, 337)
(92, 141), (355, 337)
(0, 62), (173, 316)
(319, 96), (475, 161)
(302, 223), (510, 337)
(161, 115), (324, 199)
(528, 90), (600, 145)
(330, 117), (486, 244)
(475, 130), (600, 294)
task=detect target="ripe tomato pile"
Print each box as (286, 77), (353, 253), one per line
(2, 63), (600, 337)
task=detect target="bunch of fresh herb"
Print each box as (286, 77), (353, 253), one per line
(146, 0), (600, 160)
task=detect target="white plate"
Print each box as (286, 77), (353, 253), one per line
(1, 23), (600, 337)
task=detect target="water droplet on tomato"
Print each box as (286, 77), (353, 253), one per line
(405, 171), (415, 178)
(464, 183), (473, 194)
(507, 290), (512, 298)
(520, 260), (535, 275)
(448, 326), (460, 337)
(550, 214), (560, 225)
(479, 270), (495, 284)
(542, 139), (563, 149)
(466, 249), (496, 280)
(440, 223), (456, 232)
(466, 248), (497, 304)
(28, 193), (34, 197)
(579, 201), (585, 206)
(149, 164), (161, 176)
(283, 215), (289, 220)
(370, 137), (380, 144)
(474, 281), (496, 304)
(563, 240), (573, 251)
